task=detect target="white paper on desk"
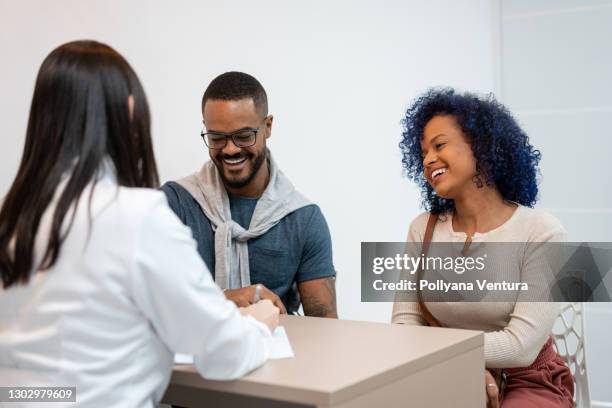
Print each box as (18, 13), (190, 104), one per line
(174, 353), (194, 364)
(269, 326), (294, 359)
(173, 326), (293, 364)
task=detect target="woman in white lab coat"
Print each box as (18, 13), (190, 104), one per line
(0, 40), (278, 407)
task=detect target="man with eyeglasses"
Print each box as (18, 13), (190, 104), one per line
(161, 72), (337, 318)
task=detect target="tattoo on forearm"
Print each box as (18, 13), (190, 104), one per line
(302, 277), (338, 318)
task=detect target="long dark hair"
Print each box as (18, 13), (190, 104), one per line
(0, 40), (159, 288)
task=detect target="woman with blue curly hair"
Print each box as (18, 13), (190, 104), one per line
(392, 88), (574, 408)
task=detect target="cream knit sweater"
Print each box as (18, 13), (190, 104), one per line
(391, 205), (566, 368)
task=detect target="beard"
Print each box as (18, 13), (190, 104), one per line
(213, 148), (267, 189)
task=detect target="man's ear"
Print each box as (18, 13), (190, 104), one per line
(265, 115), (274, 139)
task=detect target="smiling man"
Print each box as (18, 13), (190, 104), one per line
(161, 72), (337, 317)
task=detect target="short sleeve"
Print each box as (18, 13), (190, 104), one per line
(295, 205), (336, 283)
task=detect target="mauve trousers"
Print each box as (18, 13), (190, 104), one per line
(501, 338), (575, 408)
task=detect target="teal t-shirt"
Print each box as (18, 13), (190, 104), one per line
(161, 182), (336, 313)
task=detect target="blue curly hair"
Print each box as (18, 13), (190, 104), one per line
(400, 88), (541, 214)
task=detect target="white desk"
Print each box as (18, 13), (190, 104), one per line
(163, 315), (484, 407)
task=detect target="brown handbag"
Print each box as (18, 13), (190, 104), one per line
(416, 213), (507, 403)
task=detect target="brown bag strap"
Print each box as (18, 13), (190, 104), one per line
(417, 214), (506, 402)
(417, 213), (442, 327)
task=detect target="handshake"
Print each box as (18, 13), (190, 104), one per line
(226, 284), (286, 333)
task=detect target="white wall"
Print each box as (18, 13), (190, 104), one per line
(0, 0), (496, 323)
(3, 0), (610, 403)
(499, 0), (612, 405)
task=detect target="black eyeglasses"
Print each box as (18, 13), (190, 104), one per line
(201, 117), (267, 149)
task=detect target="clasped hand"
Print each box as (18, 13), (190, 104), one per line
(224, 284), (287, 314)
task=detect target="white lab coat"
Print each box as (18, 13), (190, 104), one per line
(0, 171), (272, 407)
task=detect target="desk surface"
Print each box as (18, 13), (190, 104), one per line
(168, 315), (483, 407)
